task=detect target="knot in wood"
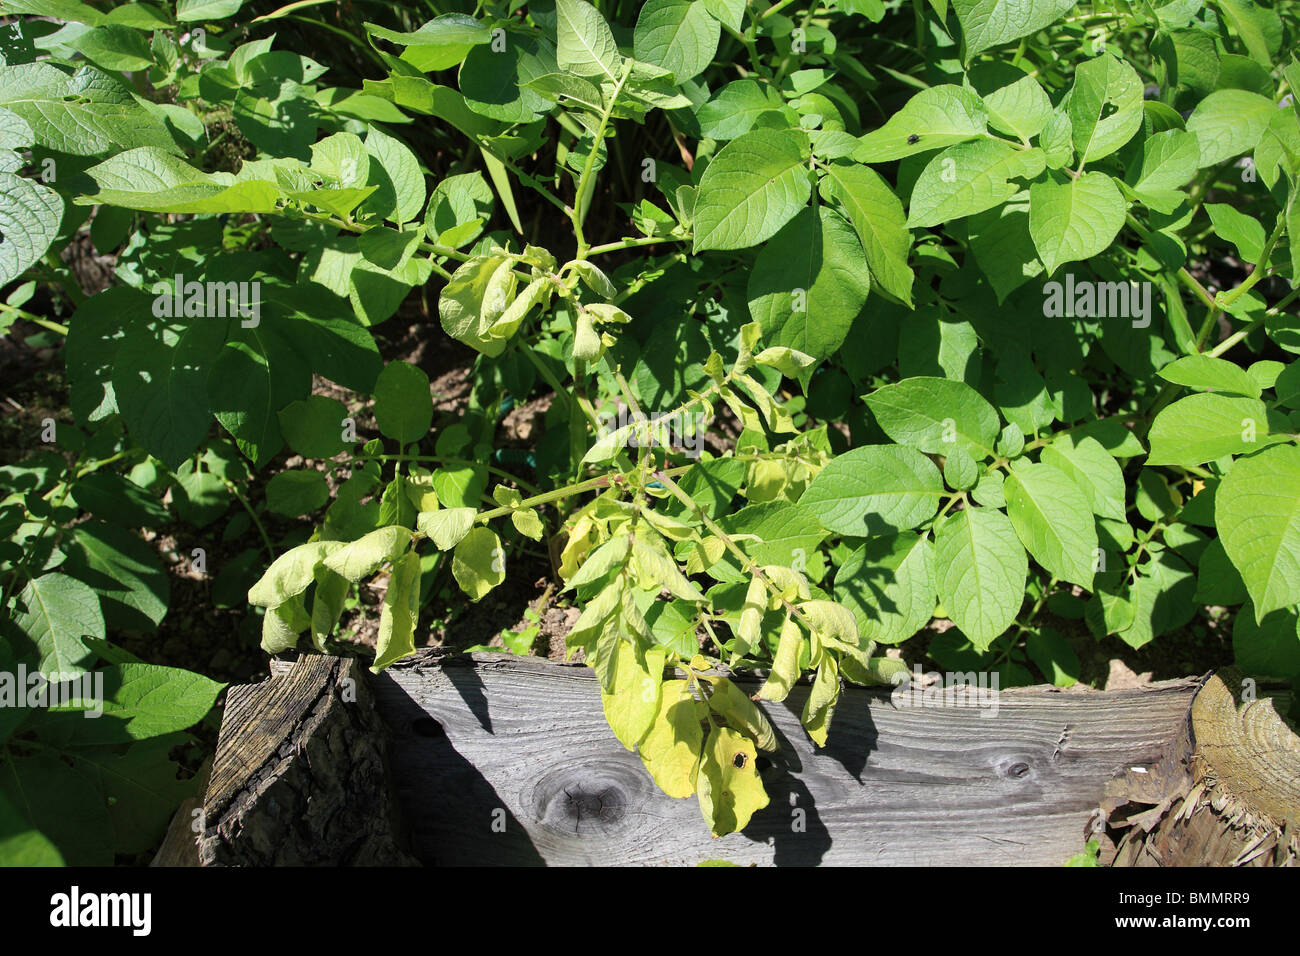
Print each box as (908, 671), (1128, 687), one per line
(529, 762), (647, 835)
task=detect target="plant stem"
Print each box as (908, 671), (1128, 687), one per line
(223, 478), (275, 559)
(573, 63), (631, 258)
(585, 235), (688, 257)
(0, 303), (67, 335)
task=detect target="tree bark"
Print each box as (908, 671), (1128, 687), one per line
(196, 654), (417, 866)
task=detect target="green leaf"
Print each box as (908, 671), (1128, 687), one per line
(1158, 354), (1262, 398)
(865, 376), (1000, 459)
(265, 469), (329, 516)
(176, 0), (242, 20)
(696, 79), (792, 141)
(801, 656), (839, 746)
(853, 85), (988, 162)
(758, 615), (803, 702)
(114, 313), (226, 471)
(74, 736), (195, 856)
(79, 147), (281, 213)
(1025, 627), (1080, 687)
(0, 755), (110, 865)
(1066, 54), (1143, 164)
(68, 523), (169, 633)
(633, 0), (720, 83)
(365, 14), (490, 72)
(692, 128), (811, 252)
(69, 24), (155, 72)
(323, 526), (411, 582)
(1193, 538), (1248, 605)
(1232, 603), (1300, 680)
(301, 564), (347, 653)
(953, 0), (1077, 60)
(0, 172), (61, 287)
(425, 171), (493, 246)
(1203, 204), (1267, 266)
(0, 787), (63, 864)
(1114, 553), (1196, 649)
(1040, 434), (1126, 521)
(278, 395), (349, 459)
(555, 0), (621, 82)
(799, 445), (945, 535)
(52, 663), (223, 745)
(208, 327), (310, 470)
(417, 507), (477, 550)
(13, 573), (104, 677)
(439, 254), (518, 356)
(1216, 443), (1300, 621)
(374, 550), (421, 671)
(452, 526), (505, 601)
(601, 639), (666, 749)
(933, 507), (1027, 650)
(638, 679), (703, 798)
(1215, 0), (1283, 66)
(697, 726), (769, 836)
(1126, 129), (1200, 211)
(983, 75), (1053, 140)
(746, 206), (870, 361)
(819, 161), (914, 304)
(373, 360), (432, 445)
(1186, 89), (1275, 168)
(703, 0), (745, 29)
(835, 533), (935, 645)
(1146, 393), (1270, 467)
(705, 676), (777, 751)
(1028, 172), (1126, 275)
(248, 541), (342, 607)
(1004, 459), (1098, 589)
(967, 194), (1042, 301)
(0, 63), (176, 156)
(906, 140), (1045, 228)
(362, 127), (426, 225)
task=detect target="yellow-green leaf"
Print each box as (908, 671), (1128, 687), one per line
(706, 676), (777, 751)
(451, 526), (505, 601)
(600, 639), (666, 749)
(373, 550), (421, 671)
(638, 679), (704, 798)
(698, 726), (770, 836)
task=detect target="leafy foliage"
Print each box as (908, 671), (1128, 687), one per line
(2, 0), (1300, 851)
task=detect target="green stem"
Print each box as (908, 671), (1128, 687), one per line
(0, 302), (67, 335)
(223, 478), (275, 559)
(585, 235), (688, 257)
(1207, 286), (1300, 358)
(366, 454), (541, 495)
(573, 63), (631, 258)
(653, 469), (815, 632)
(1215, 209), (1289, 313)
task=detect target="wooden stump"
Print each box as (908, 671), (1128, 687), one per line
(1104, 668), (1299, 867)
(196, 655), (417, 866)
(193, 653), (1300, 866)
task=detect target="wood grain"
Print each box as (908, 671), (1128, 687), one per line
(199, 655), (416, 866)
(373, 652), (1203, 866)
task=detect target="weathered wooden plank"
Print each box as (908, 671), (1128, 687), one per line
(373, 652), (1203, 866)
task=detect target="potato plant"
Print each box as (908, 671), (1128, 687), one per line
(1, 0), (1298, 852)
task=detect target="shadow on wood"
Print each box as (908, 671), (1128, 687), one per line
(192, 652), (1300, 866)
(371, 652), (1202, 865)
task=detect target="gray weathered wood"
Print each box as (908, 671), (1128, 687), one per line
(372, 652), (1202, 866)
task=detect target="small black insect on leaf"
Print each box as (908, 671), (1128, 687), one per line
(907, 133), (920, 144)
